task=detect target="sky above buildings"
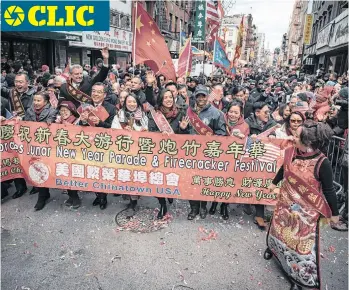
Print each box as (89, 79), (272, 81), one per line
(227, 0), (295, 50)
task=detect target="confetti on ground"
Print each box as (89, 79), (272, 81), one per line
(328, 245), (336, 253)
(198, 227), (218, 241)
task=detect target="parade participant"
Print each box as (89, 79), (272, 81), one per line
(250, 80), (264, 101)
(80, 82), (116, 210)
(244, 102), (277, 229)
(264, 121), (347, 290)
(130, 76), (147, 104)
(56, 101), (79, 125)
(187, 85), (227, 220)
(1, 72), (37, 198)
(116, 90), (128, 110)
(272, 103), (291, 124)
(54, 101), (82, 208)
(275, 110), (305, 138)
(209, 84), (229, 112)
(178, 84), (193, 107)
(111, 93), (148, 215)
(209, 99), (249, 220)
(157, 74), (166, 89)
(23, 92), (57, 210)
(59, 47), (110, 108)
(148, 89), (190, 219)
(165, 82), (187, 108)
(187, 78), (198, 93)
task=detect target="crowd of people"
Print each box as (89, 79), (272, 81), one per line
(1, 47), (348, 290)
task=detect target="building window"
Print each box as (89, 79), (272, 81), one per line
(328, 9), (332, 23)
(169, 13), (173, 32)
(175, 16), (178, 33)
(180, 19), (183, 32)
(184, 22), (187, 34)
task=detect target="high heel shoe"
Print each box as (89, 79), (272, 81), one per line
(157, 204), (168, 219)
(209, 202), (218, 215)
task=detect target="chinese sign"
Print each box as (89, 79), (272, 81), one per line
(69, 28), (133, 52)
(303, 14), (313, 45)
(0, 121), (285, 205)
(329, 10), (348, 48)
(316, 23), (332, 50)
(193, 0), (206, 43)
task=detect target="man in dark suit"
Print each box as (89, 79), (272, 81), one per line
(59, 47), (110, 108)
(79, 82), (116, 209)
(165, 82), (187, 109)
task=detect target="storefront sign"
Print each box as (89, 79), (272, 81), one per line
(316, 24), (332, 49)
(329, 10), (348, 48)
(303, 14), (313, 45)
(69, 28), (133, 52)
(0, 121), (288, 205)
(193, 0), (206, 43)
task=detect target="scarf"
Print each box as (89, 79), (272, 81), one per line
(34, 106), (45, 121)
(159, 105), (178, 120)
(123, 107), (143, 122)
(57, 115), (77, 124)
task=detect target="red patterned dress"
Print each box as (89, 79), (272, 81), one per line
(266, 147), (338, 289)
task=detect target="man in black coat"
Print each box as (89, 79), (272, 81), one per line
(244, 101), (277, 229)
(130, 76), (147, 104)
(79, 82), (116, 209)
(59, 47), (110, 108)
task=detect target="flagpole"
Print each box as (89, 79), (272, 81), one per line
(179, 21), (182, 53)
(132, 1), (138, 76)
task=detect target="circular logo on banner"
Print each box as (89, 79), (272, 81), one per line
(4, 6), (25, 27)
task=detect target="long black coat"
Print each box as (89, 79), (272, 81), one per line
(59, 65), (109, 108)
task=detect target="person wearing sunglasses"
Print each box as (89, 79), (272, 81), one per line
(275, 110), (305, 139)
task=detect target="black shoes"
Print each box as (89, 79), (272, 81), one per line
(12, 187), (27, 199)
(92, 195), (107, 209)
(220, 203), (229, 220)
(200, 207), (208, 219)
(29, 187), (39, 195)
(99, 197), (107, 210)
(209, 202), (218, 215)
(187, 208), (199, 220)
(65, 197), (81, 209)
(157, 204), (168, 219)
(243, 204), (252, 215)
(34, 193), (50, 211)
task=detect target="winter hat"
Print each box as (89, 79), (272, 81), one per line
(58, 101), (79, 117)
(41, 65), (49, 72)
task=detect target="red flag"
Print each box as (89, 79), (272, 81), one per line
(177, 37), (192, 79)
(133, 3), (176, 80)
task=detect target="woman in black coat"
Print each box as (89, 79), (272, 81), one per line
(23, 92), (57, 210)
(148, 89), (190, 219)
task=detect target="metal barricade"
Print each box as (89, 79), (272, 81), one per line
(326, 136), (346, 213)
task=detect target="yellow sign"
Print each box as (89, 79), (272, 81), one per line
(303, 14), (313, 45)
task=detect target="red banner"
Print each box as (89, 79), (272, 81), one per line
(0, 121), (286, 205)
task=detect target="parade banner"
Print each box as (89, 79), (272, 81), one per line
(0, 121), (286, 205)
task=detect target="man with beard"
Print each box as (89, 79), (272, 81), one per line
(186, 85), (227, 220)
(250, 80), (264, 101)
(59, 47), (110, 108)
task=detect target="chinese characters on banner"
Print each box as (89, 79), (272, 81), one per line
(193, 0), (206, 43)
(0, 121), (285, 205)
(303, 14), (313, 45)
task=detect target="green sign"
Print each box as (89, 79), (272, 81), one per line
(193, 0), (206, 43)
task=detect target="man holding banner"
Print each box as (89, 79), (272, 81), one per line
(187, 85), (226, 220)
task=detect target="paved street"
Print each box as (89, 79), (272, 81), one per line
(1, 187), (348, 290)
